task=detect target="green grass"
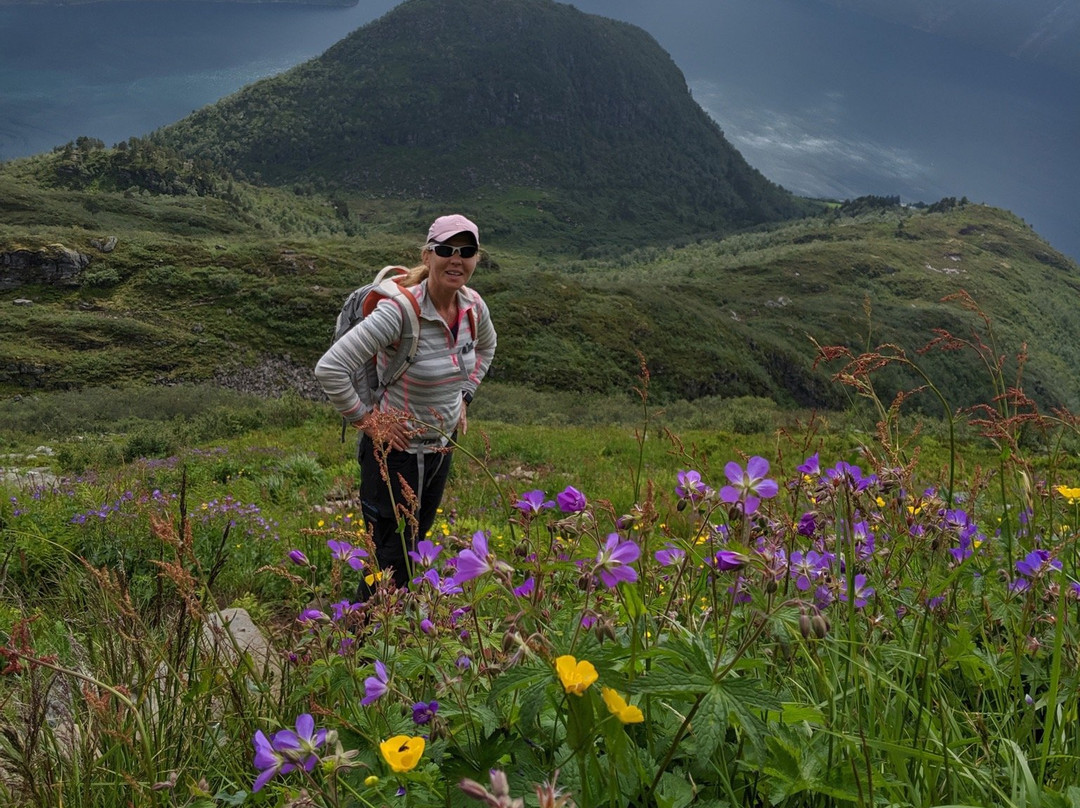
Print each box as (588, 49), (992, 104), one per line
(4, 146), (1080, 414)
(3, 364), (1080, 807)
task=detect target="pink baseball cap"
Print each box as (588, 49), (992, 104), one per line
(427, 214), (479, 245)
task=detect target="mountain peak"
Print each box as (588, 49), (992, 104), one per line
(154, 0), (813, 242)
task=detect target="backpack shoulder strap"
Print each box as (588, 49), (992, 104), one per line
(364, 266), (421, 388)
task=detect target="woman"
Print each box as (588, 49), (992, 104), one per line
(315, 214), (497, 590)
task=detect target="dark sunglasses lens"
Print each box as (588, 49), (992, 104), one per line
(433, 244), (478, 258)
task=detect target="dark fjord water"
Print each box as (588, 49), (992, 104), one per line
(1, 0), (1077, 261)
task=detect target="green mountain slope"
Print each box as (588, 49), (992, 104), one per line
(151, 0), (814, 246)
(2, 148), (1078, 412)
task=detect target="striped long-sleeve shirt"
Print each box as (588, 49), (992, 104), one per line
(315, 279), (496, 448)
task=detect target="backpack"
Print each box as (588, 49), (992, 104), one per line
(331, 265), (478, 440)
(331, 266), (420, 440)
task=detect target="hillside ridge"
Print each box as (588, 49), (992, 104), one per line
(151, 0), (814, 245)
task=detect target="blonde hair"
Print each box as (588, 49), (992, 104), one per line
(399, 261), (429, 288)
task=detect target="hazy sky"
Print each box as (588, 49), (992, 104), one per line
(568, 0), (1080, 259)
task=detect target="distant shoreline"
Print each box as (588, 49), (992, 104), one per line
(0, 0), (358, 6)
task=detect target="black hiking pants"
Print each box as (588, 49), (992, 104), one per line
(357, 434), (452, 595)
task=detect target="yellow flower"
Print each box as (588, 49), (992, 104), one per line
(317, 519), (325, 528)
(1055, 485), (1080, 504)
(555, 654), (598, 696)
(364, 775), (380, 787)
(365, 569), (383, 587)
(601, 687), (644, 724)
(875, 496), (886, 508)
(380, 735), (425, 773)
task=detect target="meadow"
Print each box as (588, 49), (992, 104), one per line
(2, 340), (1080, 808)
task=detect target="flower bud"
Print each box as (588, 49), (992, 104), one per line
(798, 613), (812, 639)
(811, 614), (829, 639)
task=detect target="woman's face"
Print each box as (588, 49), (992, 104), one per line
(423, 232), (479, 296)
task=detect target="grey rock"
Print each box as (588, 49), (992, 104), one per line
(0, 245), (90, 290)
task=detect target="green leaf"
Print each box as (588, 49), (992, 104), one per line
(655, 770), (696, 808)
(488, 664), (550, 700)
(621, 579), (646, 619)
(693, 689), (729, 761)
(630, 666), (712, 696)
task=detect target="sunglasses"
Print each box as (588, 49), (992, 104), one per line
(428, 243), (479, 259)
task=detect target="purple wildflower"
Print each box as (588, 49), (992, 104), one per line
(1015, 549), (1062, 579)
(286, 549), (310, 567)
(556, 486), (587, 513)
(853, 520), (875, 560)
(1009, 578), (1031, 594)
(252, 714), (327, 792)
(252, 731), (284, 792)
(453, 531), (494, 583)
(824, 461), (874, 493)
(719, 456), (779, 515)
(948, 534), (976, 565)
(361, 660), (389, 706)
(797, 512), (817, 537)
(838, 574), (875, 609)
(420, 568), (464, 595)
(675, 470), (710, 503)
(789, 550), (830, 591)
(814, 584), (833, 611)
(330, 600), (360, 623)
(654, 543), (686, 567)
(515, 490), (556, 515)
(411, 700), (439, 725)
(593, 533), (640, 588)
(297, 608), (328, 627)
(327, 539), (368, 572)
(728, 575), (752, 604)
(711, 549), (748, 571)
(513, 577), (536, 598)
(408, 539), (442, 568)
(797, 453), (820, 477)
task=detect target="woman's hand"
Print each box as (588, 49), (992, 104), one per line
(355, 411), (411, 451)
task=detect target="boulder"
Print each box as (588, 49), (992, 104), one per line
(200, 607), (281, 689)
(0, 245), (90, 290)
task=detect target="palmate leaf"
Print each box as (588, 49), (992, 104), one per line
(757, 730), (863, 806)
(654, 770), (697, 808)
(487, 664), (550, 700)
(630, 665), (713, 697)
(704, 676), (784, 756)
(629, 633), (721, 697)
(693, 688), (729, 761)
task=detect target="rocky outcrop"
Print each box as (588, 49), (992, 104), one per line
(0, 245), (90, 290)
(0, 361), (53, 388)
(211, 354), (325, 400)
